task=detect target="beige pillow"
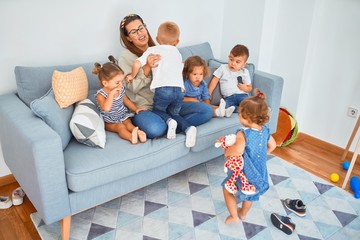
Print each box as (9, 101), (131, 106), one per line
(52, 67), (88, 108)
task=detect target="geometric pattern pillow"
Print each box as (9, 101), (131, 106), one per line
(52, 67), (88, 108)
(70, 99), (106, 148)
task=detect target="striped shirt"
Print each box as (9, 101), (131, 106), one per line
(96, 88), (133, 123)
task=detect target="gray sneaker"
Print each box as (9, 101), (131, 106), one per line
(284, 198), (306, 216)
(271, 213), (295, 235)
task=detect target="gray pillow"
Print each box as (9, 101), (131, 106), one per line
(30, 88), (74, 149)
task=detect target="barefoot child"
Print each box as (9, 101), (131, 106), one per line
(182, 56), (235, 117)
(93, 56), (147, 144)
(222, 91), (276, 223)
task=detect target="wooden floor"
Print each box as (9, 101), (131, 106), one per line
(0, 132), (359, 240)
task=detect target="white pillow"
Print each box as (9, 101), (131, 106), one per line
(70, 99), (106, 148)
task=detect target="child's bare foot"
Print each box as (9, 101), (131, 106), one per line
(237, 207), (246, 220)
(225, 215), (241, 224)
(131, 127), (139, 144)
(138, 130), (147, 143)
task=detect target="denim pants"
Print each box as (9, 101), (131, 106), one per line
(132, 97), (213, 138)
(153, 86), (191, 133)
(224, 93), (248, 112)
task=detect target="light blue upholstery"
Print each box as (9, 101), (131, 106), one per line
(0, 42), (283, 230)
(15, 63), (101, 107)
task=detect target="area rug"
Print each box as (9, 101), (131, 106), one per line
(31, 155), (360, 240)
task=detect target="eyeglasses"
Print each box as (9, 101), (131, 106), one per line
(128, 24), (146, 36)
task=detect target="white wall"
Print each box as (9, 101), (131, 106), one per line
(1, 0), (359, 176)
(0, 0), (224, 176)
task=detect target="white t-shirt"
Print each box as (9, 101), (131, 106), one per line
(213, 64), (251, 97)
(137, 45), (184, 92)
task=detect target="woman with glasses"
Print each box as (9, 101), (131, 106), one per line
(118, 14), (213, 139)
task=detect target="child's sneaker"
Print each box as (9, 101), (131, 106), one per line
(284, 198), (306, 216)
(167, 119), (177, 139)
(215, 99), (226, 117)
(225, 106), (235, 117)
(0, 196), (12, 209)
(185, 126), (197, 147)
(270, 213), (295, 235)
(12, 187), (25, 206)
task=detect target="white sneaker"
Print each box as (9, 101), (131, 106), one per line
(225, 106), (235, 117)
(215, 99), (226, 117)
(167, 119), (177, 139)
(0, 196), (12, 209)
(185, 126), (197, 147)
(12, 187), (25, 206)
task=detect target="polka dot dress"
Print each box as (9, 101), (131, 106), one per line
(221, 126), (270, 202)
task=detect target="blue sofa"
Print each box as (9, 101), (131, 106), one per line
(0, 42), (283, 239)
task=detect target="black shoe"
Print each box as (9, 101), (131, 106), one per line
(271, 213), (295, 235)
(284, 198), (306, 216)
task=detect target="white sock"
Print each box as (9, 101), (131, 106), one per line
(225, 106), (235, 117)
(185, 126), (197, 147)
(217, 99), (226, 117)
(167, 119), (177, 139)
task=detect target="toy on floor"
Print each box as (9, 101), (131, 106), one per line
(342, 161), (350, 170)
(330, 173), (340, 183)
(215, 134), (256, 195)
(350, 176), (360, 199)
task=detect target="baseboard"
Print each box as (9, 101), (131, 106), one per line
(0, 174), (16, 187)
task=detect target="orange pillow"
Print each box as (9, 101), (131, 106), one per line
(52, 67), (88, 108)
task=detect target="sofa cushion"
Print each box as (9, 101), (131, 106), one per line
(70, 99), (106, 148)
(64, 134), (190, 192)
(15, 63), (101, 107)
(190, 116), (240, 153)
(30, 88), (74, 149)
(178, 42), (215, 65)
(52, 67), (88, 108)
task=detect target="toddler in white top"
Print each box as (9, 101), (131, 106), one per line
(126, 21), (196, 147)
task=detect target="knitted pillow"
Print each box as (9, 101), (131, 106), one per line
(52, 67), (88, 108)
(70, 99), (106, 148)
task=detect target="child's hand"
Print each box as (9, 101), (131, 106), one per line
(147, 53), (161, 68)
(237, 83), (245, 91)
(135, 107), (147, 114)
(126, 74), (134, 83)
(110, 86), (122, 98)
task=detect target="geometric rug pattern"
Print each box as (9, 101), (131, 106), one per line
(31, 155), (360, 240)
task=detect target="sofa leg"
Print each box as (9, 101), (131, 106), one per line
(60, 215), (71, 240)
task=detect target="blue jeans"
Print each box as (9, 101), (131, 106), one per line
(153, 87), (191, 132)
(224, 93), (248, 112)
(132, 99), (213, 138)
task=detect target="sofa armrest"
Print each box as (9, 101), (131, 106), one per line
(0, 94), (71, 224)
(253, 70), (284, 133)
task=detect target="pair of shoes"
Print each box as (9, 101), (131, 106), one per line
(12, 187), (25, 206)
(271, 213), (295, 235)
(0, 196), (12, 209)
(284, 198), (306, 216)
